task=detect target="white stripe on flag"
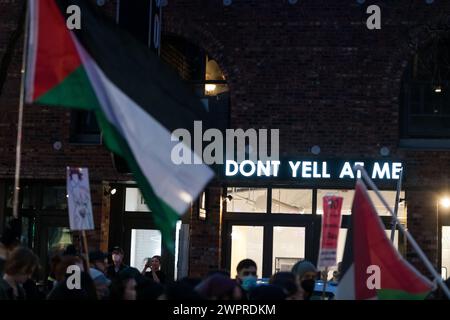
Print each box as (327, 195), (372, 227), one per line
(335, 263), (356, 300)
(73, 37), (214, 215)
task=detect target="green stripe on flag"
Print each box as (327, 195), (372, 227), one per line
(377, 289), (429, 300)
(35, 67), (99, 110)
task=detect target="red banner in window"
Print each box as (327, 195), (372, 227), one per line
(318, 196), (343, 269)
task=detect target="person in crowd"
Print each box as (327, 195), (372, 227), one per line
(159, 280), (203, 300)
(62, 244), (78, 257)
(330, 270), (340, 285)
(53, 255), (85, 283)
(47, 270), (98, 300)
(106, 246), (128, 280)
(248, 284), (286, 300)
(291, 260), (318, 300)
(22, 265), (45, 301)
(90, 268), (111, 300)
(195, 273), (243, 300)
(333, 262), (342, 283)
(89, 250), (108, 274)
(206, 269), (231, 278)
(235, 259), (258, 293)
(270, 272), (299, 300)
(141, 255), (166, 284)
(0, 218), (21, 276)
(0, 247), (39, 300)
(109, 271), (137, 300)
(47, 255), (98, 300)
(136, 277), (164, 300)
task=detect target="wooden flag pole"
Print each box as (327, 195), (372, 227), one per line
(322, 266), (329, 300)
(81, 230), (90, 271)
(354, 165), (450, 299)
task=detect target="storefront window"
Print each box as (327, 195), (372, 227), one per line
(317, 189), (405, 217)
(273, 227), (305, 273)
(230, 226), (263, 278)
(227, 188), (267, 213)
(42, 186), (67, 210)
(125, 187), (151, 212)
(271, 189), (312, 214)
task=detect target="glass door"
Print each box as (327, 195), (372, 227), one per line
(230, 225), (264, 278)
(272, 226), (305, 273)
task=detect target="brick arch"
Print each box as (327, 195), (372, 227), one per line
(162, 21), (237, 94)
(390, 21), (450, 97)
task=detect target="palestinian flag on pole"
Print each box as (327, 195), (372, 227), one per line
(24, 0), (214, 252)
(335, 180), (434, 300)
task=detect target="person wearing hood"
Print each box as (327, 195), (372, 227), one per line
(291, 260), (318, 300)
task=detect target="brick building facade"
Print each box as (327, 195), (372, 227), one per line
(1, 0), (450, 280)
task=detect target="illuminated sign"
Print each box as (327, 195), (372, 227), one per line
(224, 160), (403, 180)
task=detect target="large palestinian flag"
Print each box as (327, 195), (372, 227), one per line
(335, 181), (434, 300)
(25, 0), (214, 252)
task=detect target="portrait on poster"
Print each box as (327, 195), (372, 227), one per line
(66, 167), (94, 231)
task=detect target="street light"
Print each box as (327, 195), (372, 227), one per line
(440, 197), (450, 209)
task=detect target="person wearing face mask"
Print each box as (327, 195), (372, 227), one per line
(235, 259), (258, 295)
(291, 260), (318, 300)
(106, 246), (128, 281)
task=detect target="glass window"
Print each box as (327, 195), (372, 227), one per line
(401, 36), (450, 139)
(273, 227), (305, 273)
(204, 57), (229, 96)
(48, 227), (73, 255)
(317, 189), (406, 217)
(317, 190), (354, 215)
(130, 229), (161, 272)
(230, 226), (263, 278)
(271, 189), (312, 214)
(6, 184), (33, 209)
(125, 188), (151, 212)
(227, 188), (267, 213)
(442, 226), (450, 279)
(70, 110), (101, 144)
(42, 186), (68, 210)
(368, 190), (406, 218)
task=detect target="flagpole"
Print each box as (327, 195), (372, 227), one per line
(390, 167), (403, 242)
(354, 165), (450, 299)
(12, 0), (29, 219)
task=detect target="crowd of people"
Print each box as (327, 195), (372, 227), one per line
(0, 233), (330, 301)
(1, 219), (449, 300)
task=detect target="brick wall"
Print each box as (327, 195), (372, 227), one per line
(188, 186), (223, 277)
(163, 0), (450, 274)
